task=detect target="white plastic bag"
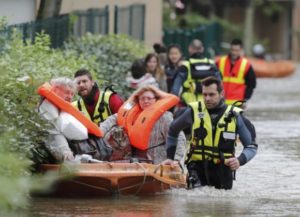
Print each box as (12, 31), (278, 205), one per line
(56, 111), (88, 140)
(38, 99), (59, 121)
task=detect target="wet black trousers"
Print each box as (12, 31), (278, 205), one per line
(187, 161), (233, 190)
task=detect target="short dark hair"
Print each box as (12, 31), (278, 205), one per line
(131, 59), (146, 79)
(153, 43), (167, 54)
(74, 69), (93, 80)
(231, 39), (243, 47)
(201, 76), (223, 93)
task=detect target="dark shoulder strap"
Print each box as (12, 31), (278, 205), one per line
(98, 85), (117, 121)
(77, 99), (82, 111)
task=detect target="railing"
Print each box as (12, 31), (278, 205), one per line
(1, 6), (110, 48)
(2, 14), (70, 48)
(72, 6), (109, 38)
(1, 4), (146, 48)
(163, 22), (223, 58)
(114, 4), (145, 41)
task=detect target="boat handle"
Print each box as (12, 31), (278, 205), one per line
(154, 164), (164, 177)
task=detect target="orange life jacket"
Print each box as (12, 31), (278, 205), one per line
(218, 55), (250, 104)
(117, 93), (179, 150)
(37, 82), (103, 137)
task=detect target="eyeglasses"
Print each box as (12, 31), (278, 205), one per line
(138, 96), (156, 102)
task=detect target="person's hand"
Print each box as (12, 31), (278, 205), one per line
(63, 152), (74, 161)
(224, 157), (240, 170)
(162, 159), (178, 168)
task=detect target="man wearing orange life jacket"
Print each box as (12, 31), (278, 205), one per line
(216, 39), (256, 107)
(38, 77), (112, 163)
(38, 77), (77, 162)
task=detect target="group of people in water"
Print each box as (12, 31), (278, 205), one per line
(38, 38), (258, 190)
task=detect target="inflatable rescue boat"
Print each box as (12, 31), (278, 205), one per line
(36, 83), (186, 197)
(248, 58), (296, 78)
(37, 163), (186, 197)
(215, 56), (296, 78)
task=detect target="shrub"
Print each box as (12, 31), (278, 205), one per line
(64, 33), (150, 98)
(0, 31), (149, 213)
(0, 32), (97, 213)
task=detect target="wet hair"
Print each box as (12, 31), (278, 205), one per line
(201, 76), (223, 93)
(50, 77), (76, 92)
(231, 39), (243, 47)
(131, 59), (146, 79)
(74, 69), (93, 80)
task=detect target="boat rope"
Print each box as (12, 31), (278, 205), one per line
(71, 179), (112, 193)
(117, 162), (148, 195)
(133, 162), (147, 195)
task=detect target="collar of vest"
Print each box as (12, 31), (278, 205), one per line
(229, 54), (241, 62)
(189, 52), (204, 59)
(207, 99), (226, 114)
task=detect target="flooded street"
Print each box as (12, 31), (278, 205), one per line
(30, 66), (300, 217)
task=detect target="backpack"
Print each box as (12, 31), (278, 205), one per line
(69, 135), (113, 161)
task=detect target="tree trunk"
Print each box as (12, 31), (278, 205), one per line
(37, 0), (62, 20)
(243, 0), (255, 56)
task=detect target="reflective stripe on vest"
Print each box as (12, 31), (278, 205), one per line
(72, 90), (113, 125)
(218, 56), (250, 103)
(181, 58), (215, 104)
(188, 101), (240, 164)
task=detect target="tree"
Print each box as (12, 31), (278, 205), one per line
(243, 0), (255, 55)
(37, 0), (62, 20)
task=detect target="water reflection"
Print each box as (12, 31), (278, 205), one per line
(30, 66), (300, 217)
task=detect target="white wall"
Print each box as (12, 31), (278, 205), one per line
(0, 0), (36, 25)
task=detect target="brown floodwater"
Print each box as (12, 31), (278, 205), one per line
(30, 65), (300, 217)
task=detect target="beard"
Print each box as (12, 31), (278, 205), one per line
(81, 84), (99, 105)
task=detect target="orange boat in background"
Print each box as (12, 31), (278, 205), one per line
(248, 58), (297, 78)
(35, 163), (186, 197)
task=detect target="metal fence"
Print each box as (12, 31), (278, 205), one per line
(2, 14), (70, 48)
(163, 22), (223, 58)
(1, 6), (110, 48)
(114, 4), (145, 41)
(72, 6), (109, 38)
(1, 4), (146, 48)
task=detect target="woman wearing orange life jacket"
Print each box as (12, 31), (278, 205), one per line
(100, 85), (186, 164)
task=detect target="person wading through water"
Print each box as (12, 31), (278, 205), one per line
(163, 76), (257, 190)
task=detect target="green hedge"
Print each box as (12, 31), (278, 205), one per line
(64, 33), (150, 98)
(0, 30), (149, 213)
(0, 32), (96, 214)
